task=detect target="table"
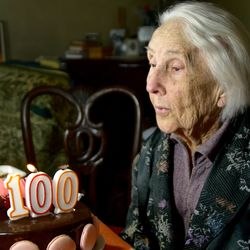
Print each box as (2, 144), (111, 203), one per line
(98, 219), (133, 249)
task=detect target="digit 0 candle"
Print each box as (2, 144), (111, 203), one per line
(53, 169), (79, 214)
(25, 172), (53, 218)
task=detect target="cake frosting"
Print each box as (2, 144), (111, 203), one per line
(0, 201), (93, 249)
(0, 166), (98, 249)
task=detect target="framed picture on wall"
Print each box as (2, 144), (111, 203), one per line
(0, 22), (6, 62)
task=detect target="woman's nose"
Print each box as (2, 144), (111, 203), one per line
(146, 70), (165, 95)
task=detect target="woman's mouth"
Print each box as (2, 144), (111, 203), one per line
(154, 106), (170, 116)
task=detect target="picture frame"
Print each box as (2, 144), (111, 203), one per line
(0, 21), (6, 62)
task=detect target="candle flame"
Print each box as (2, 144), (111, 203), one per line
(27, 164), (38, 173)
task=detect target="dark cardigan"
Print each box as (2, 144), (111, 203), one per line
(121, 109), (250, 249)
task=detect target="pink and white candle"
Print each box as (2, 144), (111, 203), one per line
(25, 172), (53, 218)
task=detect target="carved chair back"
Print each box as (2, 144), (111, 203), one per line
(21, 86), (142, 226)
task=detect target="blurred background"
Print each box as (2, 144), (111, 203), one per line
(0, 0), (249, 61)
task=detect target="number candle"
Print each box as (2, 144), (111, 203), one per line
(4, 174), (29, 220)
(53, 169), (79, 214)
(3, 167), (79, 220)
(25, 172), (53, 218)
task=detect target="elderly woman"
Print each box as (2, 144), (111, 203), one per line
(120, 1), (250, 249)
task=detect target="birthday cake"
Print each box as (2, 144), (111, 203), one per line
(0, 201), (92, 249)
(0, 166), (97, 250)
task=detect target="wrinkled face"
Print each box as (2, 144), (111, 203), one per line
(147, 21), (223, 136)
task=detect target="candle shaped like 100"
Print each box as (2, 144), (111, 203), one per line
(3, 169), (79, 220)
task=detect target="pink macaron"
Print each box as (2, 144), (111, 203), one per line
(80, 223), (98, 250)
(9, 240), (39, 250)
(46, 234), (76, 250)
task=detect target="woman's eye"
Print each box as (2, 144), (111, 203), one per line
(149, 63), (156, 68)
(169, 62), (185, 73)
(172, 66), (181, 72)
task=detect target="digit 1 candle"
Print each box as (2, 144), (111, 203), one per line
(25, 172), (53, 218)
(53, 169), (79, 214)
(4, 174), (29, 220)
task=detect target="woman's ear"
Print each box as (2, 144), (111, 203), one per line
(217, 93), (226, 108)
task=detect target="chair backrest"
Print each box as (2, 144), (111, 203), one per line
(21, 85), (142, 226)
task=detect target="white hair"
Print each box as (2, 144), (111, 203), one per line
(159, 1), (250, 120)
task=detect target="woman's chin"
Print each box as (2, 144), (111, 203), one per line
(157, 122), (178, 134)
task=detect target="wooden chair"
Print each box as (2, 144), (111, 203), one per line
(21, 85), (142, 227)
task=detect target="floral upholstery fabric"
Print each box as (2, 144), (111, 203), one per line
(0, 63), (71, 175)
(120, 109), (250, 249)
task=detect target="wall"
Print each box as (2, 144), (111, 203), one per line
(0, 0), (157, 60)
(210, 0), (250, 30)
(0, 0), (249, 61)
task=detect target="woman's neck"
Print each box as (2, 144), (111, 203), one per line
(174, 118), (221, 154)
